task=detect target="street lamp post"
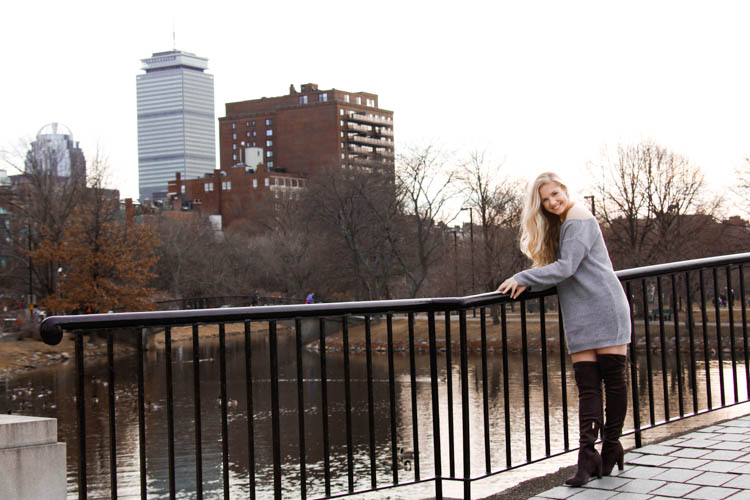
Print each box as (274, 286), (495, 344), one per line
(239, 141), (245, 166)
(584, 195), (595, 216)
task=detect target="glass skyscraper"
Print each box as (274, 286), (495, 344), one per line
(136, 50), (216, 202)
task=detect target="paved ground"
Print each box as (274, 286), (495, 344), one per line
(527, 414), (750, 499)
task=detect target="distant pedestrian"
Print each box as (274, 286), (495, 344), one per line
(498, 172), (631, 486)
(305, 292), (315, 304)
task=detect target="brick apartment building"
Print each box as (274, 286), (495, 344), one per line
(219, 83), (394, 175)
(168, 83), (394, 229)
(167, 163), (306, 229)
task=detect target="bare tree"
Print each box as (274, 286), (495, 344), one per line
(459, 151), (525, 291)
(304, 165), (397, 300)
(592, 141), (718, 268)
(389, 145), (457, 297)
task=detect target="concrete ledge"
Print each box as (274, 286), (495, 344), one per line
(0, 415), (66, 500)
(0, 414), (57, 448)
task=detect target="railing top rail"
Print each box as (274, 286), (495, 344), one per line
(39, 251), (750, 345)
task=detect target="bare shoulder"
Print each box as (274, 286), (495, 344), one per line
(565, 204), (594, 221)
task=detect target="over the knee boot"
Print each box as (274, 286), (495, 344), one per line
(565, 361), (603, 486)
(598, 354), (628, 475)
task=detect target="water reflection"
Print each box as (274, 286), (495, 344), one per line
(0, 331), (746, 499)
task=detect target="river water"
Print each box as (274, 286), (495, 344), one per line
(0, 330), (746, 499)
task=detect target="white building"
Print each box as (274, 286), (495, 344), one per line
(136, 50), (216, 202)
(26, 123), (85, 178)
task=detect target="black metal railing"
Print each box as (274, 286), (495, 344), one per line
(40, 252), (750, 499)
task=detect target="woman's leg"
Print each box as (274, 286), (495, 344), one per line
(595, 344), (629, 475)
(565, 350), (603, 486)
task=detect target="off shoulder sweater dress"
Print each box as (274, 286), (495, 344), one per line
(513, 218), (631, 354)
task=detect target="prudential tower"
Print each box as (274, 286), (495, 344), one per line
(136, 50), (216, 202)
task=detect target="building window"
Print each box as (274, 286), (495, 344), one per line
(233, 153), (237, 161)
(266, 140), (273, 147)
(232, 144), (237, 150)
(181, 185), (186, 194)
(366, 98), (375, 107)
(274, 178), (279, 185)
(299, 95), (308, 104)
(222, 181), (231, 190)
(253, 179), (258, 188)
(340, 131), (344, 138)
(246, 131), (250, 137)
(320, 93), (328, 102)
(340, 109), (345, 116)
(231, 123), (236, 130)
(266, 151), (273, 158)
(266, 130), (273, 136)
(245, 121), (250, 127)
(356, 96), (362, 105)
(253, 131), (257, 137)
(275, 191), (280, 199)
(252, 120), (256, 126)
(265, 119), (272, 126)
(232, 133), (237, 140)
(341, 142), (344, 149)
(344, 94), (350, 103)
(265, 178), (269, 187)
(267, 161), (274, 168)
(341, 153), (345, 159)
(252, 141), (256, 147)
(205, 183), (214, 192)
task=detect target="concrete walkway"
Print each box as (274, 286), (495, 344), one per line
(532, 415), (750, 500)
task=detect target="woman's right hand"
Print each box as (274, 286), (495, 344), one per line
(498, 277), (528, 299)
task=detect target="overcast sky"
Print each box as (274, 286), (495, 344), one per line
(2, 0), (747, 212)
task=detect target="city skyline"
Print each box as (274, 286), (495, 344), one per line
(2, 1), (749, 214)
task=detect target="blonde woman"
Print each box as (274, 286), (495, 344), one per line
(498, 172), (631, 486)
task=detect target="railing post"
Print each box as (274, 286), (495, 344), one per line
(626, 282), (642, 448)
(428, 311), (443, 499)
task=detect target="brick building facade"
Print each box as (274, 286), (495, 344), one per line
(167, 164), (306, 229)
(219, 83), (394, 176)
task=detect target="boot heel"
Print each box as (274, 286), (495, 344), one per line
(617, 454), (624, 471)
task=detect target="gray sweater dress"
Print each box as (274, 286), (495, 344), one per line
(513, 218), (631, 354)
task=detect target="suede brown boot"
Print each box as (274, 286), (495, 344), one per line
(565, 361), (603, 486)
(598, 354), (628, 475)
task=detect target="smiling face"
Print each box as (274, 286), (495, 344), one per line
(539, 182), (571, 219)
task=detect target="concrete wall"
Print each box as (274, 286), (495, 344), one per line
(0, 414), (66, 499)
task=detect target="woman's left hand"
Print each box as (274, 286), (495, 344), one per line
(498, 277), (528, 299)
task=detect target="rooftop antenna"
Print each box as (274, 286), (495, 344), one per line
(172, 17), (176, 51)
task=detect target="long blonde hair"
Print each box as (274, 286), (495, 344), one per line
(519, 172), (569, 267)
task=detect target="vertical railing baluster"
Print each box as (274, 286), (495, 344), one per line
(192, 325), (203, 499)
(219, 324), (230, 499)
(76, 331), (87, 500)
(539, 297), (550, 457)
(165, 327), (176, 499)
(671, 274), (684, 418)
(656, 277), (670, 422)
(727, 266), (738, 403)
(137, 328), (147, 499)
(341, 316), (353, 493)
(626, 282), (642, 448)
(408, 312), (420, 481)
(445, 310), (455, 478)
(295, 319), (307, 499)
(386, 313), (398, 485)
(244, 321), (256, 500)
(558, 305), (569, 451)
(501, 304), (511, 468)
(269, 320), (282, 499)
(641, 279), (655, 426)
(700, 270), (713, 409)
(365, 316), (377, 489)
(740, 265), (749, 399)
(459, 309), (471, 499)
(686, 272), (698, 415)
(427, 311), (443, 499)
(480, 308), (491, 473)
(317, 317), (331, 497)
(107, 331), (117, 499)
(713, 268), (726, 407)
(520, 299), (531, 463)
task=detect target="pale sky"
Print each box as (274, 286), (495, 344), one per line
(2, 0), (748, 212)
